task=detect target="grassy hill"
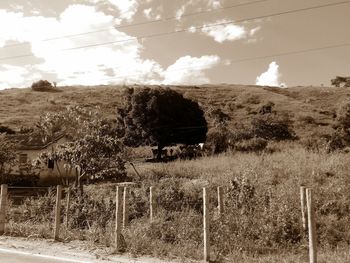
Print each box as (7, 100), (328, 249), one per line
(0, 84), (347, 139)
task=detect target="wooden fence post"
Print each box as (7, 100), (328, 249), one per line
(217, 186), (224, 217)
(306, 188), (317, 263)
(123, 187), (129, 229)
(115, 186), (123, 252)
(300, 186), (307, 230)
(65, 187), (71, 228)
(203, 187), (210, 262)
(0, 184), (8, 235)
(149, 186), (154, 222)
(54, 185), (62, 241)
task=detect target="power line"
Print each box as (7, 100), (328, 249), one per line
(3, 0), (269, 48)
(230, 42), (350, 63)
(64, 41), (350, 85)
(1, 0), (350, 62)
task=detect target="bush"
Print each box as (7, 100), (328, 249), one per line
(0, 125), (15, 134)
(204, 127), (232, 154)
(31, 80), (58, 92)
(251, 113), (295, 141)
(298, 115), (316, 125)
(234, 137), (268, 153)
(336, 100), (350, 129)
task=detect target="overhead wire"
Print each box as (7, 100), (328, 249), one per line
(2, 0), (270, 48)
(67, 41), (350, 85)
(1, 0), (350, 62)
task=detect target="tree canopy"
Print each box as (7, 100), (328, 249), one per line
(117, 87), (207, 157)
(0, 135), (17, 176)
(36, 106), (126, 187)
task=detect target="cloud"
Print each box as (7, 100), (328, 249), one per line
(201, 20), (246, 43)
(256, 61), (286, 87)
(208, 0), (221, 9)
(143, 8), (152, 19)
(163, 55), (220, 85)
(0, 5), (220, 89)
(249, 26), (261, 36)
(0, 64), (41, 89)
(175, 5), (185, 21)
(0, 5), (164, 87)
(143, 7), (161, 20)
(106, 0), (139, 21)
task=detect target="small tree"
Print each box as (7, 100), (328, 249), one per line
(0, 125), (16, 134)
(31, 80), (57, 92)
(117, 88), (207, 159)
(331, 76), (350, 88)
(0, 135), (17, 176)
(36, 106), (126, 190)
(204, 107), (232, 154)
(251, 107), (295, 141)
(327, 100), (350, 151)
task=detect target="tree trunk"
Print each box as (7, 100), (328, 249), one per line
(157, 144), (163, 160)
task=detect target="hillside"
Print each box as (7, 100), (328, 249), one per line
(0, 84), (347, 139)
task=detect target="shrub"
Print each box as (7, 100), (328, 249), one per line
(244, 94), (260, 104)
(298, 115), (316, 125)
(204, 127), (232, 154)
(258, 101), (275, 114)
(251, 113), (295, 141)
(0, 125), (15, 134)
(31, 80), (57, 92)
(336, 100), (350, 129)
(234, 137), (268, 153)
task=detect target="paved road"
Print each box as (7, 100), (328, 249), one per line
(0, 249), (95, 263)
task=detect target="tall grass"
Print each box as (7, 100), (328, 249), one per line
(5, 144), (350, 261)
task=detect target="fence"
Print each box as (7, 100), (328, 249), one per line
(0, 183), (319, 262)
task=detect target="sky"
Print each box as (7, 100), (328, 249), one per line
(0, 0), (349, 90)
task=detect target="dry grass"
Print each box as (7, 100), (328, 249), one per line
(5, 144), (350, 261)
(1, 84), (347, 140)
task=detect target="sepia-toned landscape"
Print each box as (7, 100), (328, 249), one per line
(1, 0), (350, 262)
(1, 83), (350, 263)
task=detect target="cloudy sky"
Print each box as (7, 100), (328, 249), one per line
(0, 0), (349, 90)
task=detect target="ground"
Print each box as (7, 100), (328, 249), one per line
(0, 236), (190, 263)
(0, 84), (347, 140)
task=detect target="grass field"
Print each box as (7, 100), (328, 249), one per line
(1, 84), (347, 140)
(5, 143), (350, 262)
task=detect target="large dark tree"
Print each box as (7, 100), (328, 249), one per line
(117, 87), (208, 159)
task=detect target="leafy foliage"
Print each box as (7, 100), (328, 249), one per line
(0, 135), (17, 176)
(326, 100), (350, 152)
(117, 88), (207, 157)
(0, 125), (16, 134)
(37, 106), (127, 184)
(31, 80), (58, 92)
(251, 113), (295, 141)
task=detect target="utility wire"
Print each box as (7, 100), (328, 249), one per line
(1, 0), (349, 62)
(2, 0), (269, 48)
(71, 41), (350, 85)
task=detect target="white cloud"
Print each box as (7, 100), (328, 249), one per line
(0, 5), (163, 88)
(143, 8), (152, 19)
(250, 26), (261, 36)
(0, 5), (220, 89)
(208, 0), (221, 9)
(107, 0), (139, 21)
(175, 5), (185, 21)
(143, 7), (160, 20)
(163, 55), (220, 85)
(256, 61), (286, 87)
(201, 20), (247, 43)
(0, 65), (41, 89)
(188, 26), (197, 33)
